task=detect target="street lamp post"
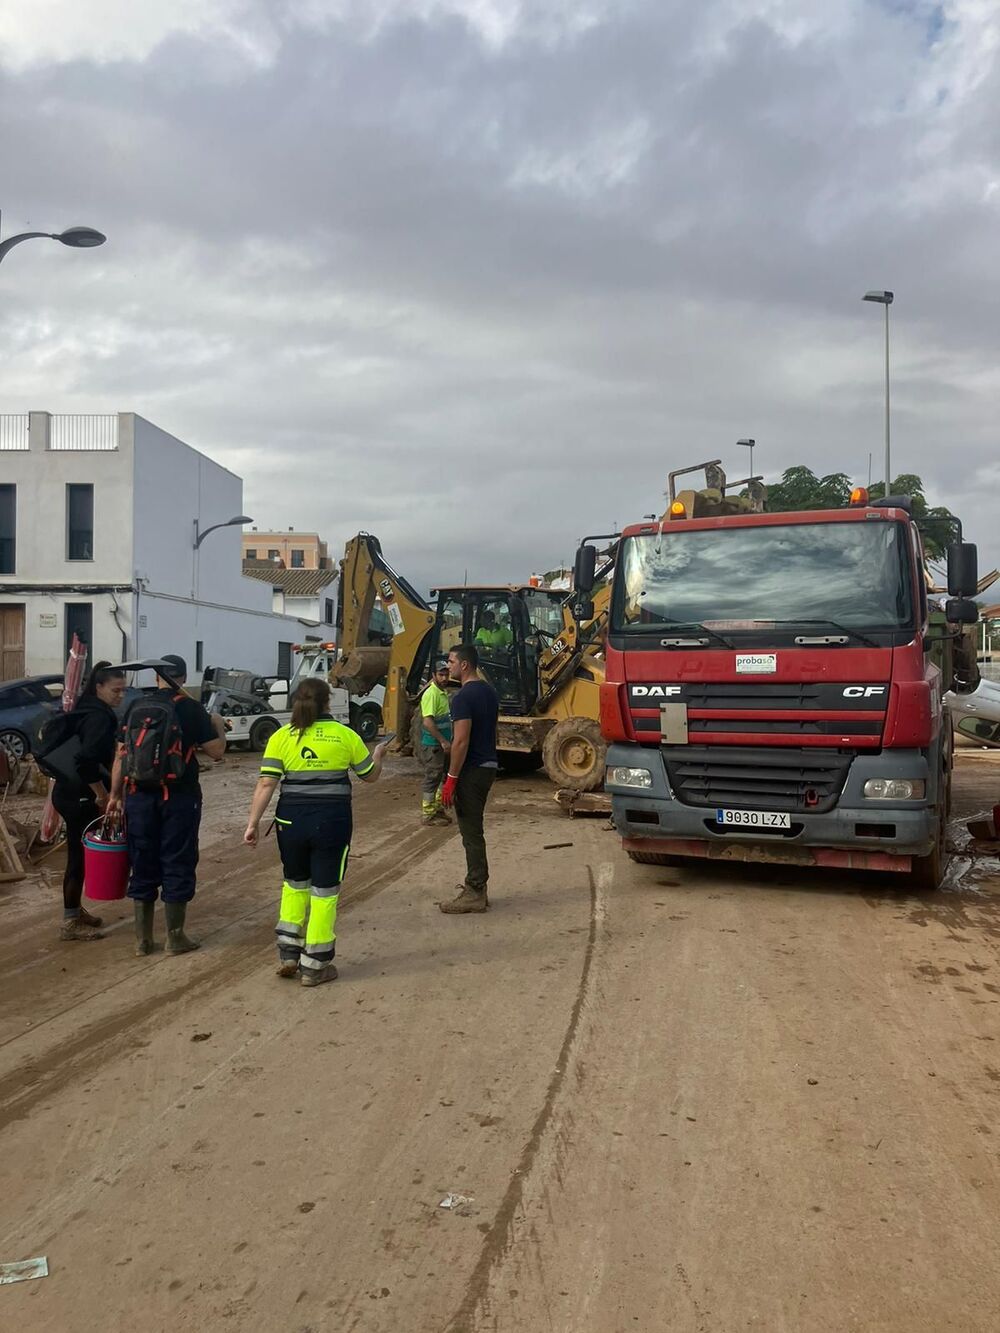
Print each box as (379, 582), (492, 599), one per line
(0, 211), (106, 266)
(737, 437), (756, 480)
(193, 515), (253, 549)
(863, 290), (893, 493)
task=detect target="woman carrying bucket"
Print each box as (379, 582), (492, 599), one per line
(242, 678), (389, 986)
(51, 662), (127, 941)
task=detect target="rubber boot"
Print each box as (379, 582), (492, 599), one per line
(164, 901), (200, 954)
(439, 884), (489, 914)
(134, 901), (155, 956)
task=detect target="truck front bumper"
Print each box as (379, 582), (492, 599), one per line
(606, 744), (937, 873)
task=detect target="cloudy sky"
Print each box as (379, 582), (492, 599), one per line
(2, 0), (998, 592)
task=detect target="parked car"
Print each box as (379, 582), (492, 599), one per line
(0, 676), (63, 761)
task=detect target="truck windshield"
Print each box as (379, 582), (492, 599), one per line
(614, 521), (913, 633)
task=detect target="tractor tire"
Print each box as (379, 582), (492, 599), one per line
(627, 850), (677, 866)
(542, 717), (606, 792)
(249, 717), (280, 752)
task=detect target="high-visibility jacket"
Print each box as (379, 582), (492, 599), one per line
(260, 714), (374, 802)
(420, 681), (453, 746)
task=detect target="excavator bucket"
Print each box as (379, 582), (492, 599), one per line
(329, 646), (391, 697)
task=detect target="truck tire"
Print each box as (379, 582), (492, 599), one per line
(542, 717), (606, 792)
(627, 850), (677, 866)
(910, 804), (947, 891)
(249, 718), (279, 752)
(350, 704), (382, 743)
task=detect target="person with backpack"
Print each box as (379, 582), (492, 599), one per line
(242, 677), (389, 986)
(108, 655), (226, 956)
(44, 662), (127, 941)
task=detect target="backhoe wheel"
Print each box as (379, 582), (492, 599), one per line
(542, 717), (607, 792)
(627, 850), (677, 866)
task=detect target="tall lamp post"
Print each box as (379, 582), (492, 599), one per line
(862, 289), (893, 493)
(736, 437), (756, 480)
(0, 213), (106, 266)
(193, 514), (254, 549)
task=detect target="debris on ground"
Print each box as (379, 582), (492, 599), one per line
(0, 1257), (49, 1285)
(438, 1193), (474, 1211)
(554, 789), (612, 818)
(543, 842), (574, 851)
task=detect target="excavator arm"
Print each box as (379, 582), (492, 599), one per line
(330, 533), (435, 738)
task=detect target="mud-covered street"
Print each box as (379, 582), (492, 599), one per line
(1, 751), (999, 1332)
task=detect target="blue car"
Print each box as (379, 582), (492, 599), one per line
(0, 675), (63, 761)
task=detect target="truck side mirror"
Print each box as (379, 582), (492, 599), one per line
(944, 597), (979, 625)
(573, 544), (597, 595)
(947, 542), (978, 597)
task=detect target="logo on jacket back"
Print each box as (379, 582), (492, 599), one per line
(301, 745), (319, 760)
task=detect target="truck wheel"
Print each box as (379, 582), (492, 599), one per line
(910, 805), (947, 892)
(249, 718), (279, 751)
(542, 717), (607, 792)
(350, 705), (382, 743)
(627, 850), (677, 866)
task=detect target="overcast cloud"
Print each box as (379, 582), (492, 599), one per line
(2, 0), (998, 592)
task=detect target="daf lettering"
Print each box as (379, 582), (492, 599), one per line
(843, 686), (886, 698)
(633, 685), (682, 698)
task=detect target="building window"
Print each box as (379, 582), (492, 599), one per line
(65, 602), (93, 658)
(291, 549), (305, 568)
(66, 484), (94, 561)
(267, 549), (280, 561)
(0, 485), (14, 575)
(245, 548), (257, 560)
(196, 640), (204, 673)
(277, 641), (293, 678)
(325, 598), (334, 625)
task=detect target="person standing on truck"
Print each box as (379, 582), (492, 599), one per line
(419, 659), (453, 826)
(49, 662), (127, 941)
(439, 644), (499, 914)
(243, 677), (390, 986)
(109, 655), (227, 957)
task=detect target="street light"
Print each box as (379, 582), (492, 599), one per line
(0, 211), (106, 266)
(193, 514), (253, 549)
(737, 437), (756, 479)
(862, 289), (894, 493)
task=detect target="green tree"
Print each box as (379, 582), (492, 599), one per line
(764, 467), (957, 560)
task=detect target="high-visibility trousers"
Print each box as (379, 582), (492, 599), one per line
(274, 799), (352, 973)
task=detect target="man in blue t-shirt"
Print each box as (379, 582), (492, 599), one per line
(440, 644), (499, 913)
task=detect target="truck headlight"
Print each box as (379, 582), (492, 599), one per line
(606, 766), (653, 788)
(863, 778), (926, 800)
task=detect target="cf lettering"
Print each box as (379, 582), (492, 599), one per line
(843, 686), (886, 698)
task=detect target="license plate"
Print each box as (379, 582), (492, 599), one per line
(716, 808), (791, 829)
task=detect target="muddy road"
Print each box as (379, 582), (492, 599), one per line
(1, 752), (999, 1331)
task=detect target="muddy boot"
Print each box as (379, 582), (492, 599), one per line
(60, 915), (105, 941)
(439, 884), (488, 914)
(301, 964), (338, 988)
(78, 906), (104, 929)
(276, 959), (299, 978)
(133, 901), (155, 956)
(164, 901), (200, 954)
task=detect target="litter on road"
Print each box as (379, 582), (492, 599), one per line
(0, 1257), (49, 1285)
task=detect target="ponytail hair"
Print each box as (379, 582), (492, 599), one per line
(291, 677), (330, 736)
(81, 660), (126, 698)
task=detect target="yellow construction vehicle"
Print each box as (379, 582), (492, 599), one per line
(329, 533), (613, 789)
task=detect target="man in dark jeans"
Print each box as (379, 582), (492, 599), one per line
(439, 644), (499, 913)
(109, 655), (226, 956)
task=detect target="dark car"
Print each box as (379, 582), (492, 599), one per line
(0, 676), (63, 760)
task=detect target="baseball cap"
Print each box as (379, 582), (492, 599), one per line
(158, 653), (188, 679)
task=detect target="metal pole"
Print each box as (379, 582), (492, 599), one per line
(749, 442), (754, 479)
(883, 302), (891, 493)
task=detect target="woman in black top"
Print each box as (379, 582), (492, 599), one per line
(51, 662), (127, 941)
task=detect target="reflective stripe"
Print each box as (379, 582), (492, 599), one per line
(284, 769), (349, 782)
(338, 844), (350, 881)
(283, 878), (311, 890)
(353, 761), (374, 776)
(310, 883), (340, 900)
(299, 952), (333, 970)
(280, 781), (352, 797)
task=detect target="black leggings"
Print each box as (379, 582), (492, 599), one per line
(52, 786), (99, 912)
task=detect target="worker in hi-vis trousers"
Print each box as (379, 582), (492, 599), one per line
(243, 677), (388, 987)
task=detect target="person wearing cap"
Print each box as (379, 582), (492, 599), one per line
(109, 654), (226, 956)
(418, 659), (453, 826)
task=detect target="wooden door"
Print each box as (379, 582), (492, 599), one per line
(0, 605), (25, 680)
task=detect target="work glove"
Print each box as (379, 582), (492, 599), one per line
(441, 773), (459, 808)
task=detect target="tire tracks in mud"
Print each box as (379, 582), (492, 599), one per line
(443, 860), (607, 1333)
(0, 821), (453, 1133)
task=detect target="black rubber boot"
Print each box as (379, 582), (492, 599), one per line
(164, 901), (199, 954)
(134, 901), (155, 956)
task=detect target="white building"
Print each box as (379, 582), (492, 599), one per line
(0, 411), (317, 683)
(242, 561), (337, 626)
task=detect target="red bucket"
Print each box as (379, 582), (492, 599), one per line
(83, 815), (129, 902)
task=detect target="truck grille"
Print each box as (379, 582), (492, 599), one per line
(664, 746), (852, 814)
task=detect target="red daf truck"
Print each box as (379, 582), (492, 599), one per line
(572, 462), (980, 889)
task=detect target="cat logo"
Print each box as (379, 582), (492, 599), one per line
(379, 577), (394, 601)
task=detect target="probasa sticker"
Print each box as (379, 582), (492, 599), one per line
(735, 653), (777, 674)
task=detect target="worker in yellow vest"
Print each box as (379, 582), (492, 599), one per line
(419, 659), (453, 825)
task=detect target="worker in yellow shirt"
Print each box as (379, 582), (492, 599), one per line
(243, 678), (388, 987)
(419, 659), (453, 825)
(474, 610), (513, 650)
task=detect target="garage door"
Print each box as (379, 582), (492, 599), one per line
(0, 605), (25, 681)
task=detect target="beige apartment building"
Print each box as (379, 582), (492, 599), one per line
(241, 529), (330, 570)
